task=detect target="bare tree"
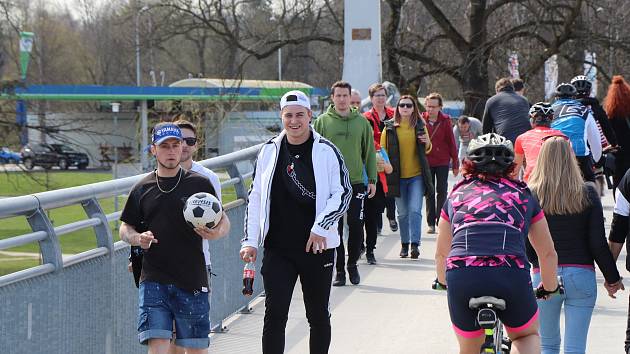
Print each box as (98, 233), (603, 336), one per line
(383, 0), (629, 116)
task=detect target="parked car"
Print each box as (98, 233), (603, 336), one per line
(0, 147), (22, 164)
(20, 143), (69, 170)
(48, 144), (89, 170)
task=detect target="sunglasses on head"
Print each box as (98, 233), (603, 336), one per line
(398, 103), (414, 108)
(541, 134), (569, 142)
(183, 137), (197, 146)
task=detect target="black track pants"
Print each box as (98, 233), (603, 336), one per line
(261, 248), (335, 354)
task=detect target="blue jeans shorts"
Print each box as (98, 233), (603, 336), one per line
(138, 281), (210, 349)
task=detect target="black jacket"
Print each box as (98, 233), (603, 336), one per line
(527, 184), (621, 283)
(382, 119), (434, 198)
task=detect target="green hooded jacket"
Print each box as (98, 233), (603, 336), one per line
(313, 105), (377, 185)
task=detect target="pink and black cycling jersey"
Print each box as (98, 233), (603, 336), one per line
(441, 177), (544, 270)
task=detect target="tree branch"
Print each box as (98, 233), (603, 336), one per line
(417, 0), (469, 52)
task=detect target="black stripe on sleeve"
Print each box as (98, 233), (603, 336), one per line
(318, 138), (352, 229)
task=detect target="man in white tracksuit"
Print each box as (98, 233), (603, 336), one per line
(240, 90), (351, 354)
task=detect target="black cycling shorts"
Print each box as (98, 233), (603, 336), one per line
(446, 266), (538, 338)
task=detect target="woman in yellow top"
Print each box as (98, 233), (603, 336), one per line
(381, 95), (434, 259)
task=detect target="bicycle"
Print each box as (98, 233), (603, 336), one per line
(432, 277), (564, 354)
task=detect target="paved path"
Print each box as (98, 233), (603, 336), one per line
(209, 184), (628, 354)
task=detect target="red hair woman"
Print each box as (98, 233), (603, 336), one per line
(604, 75), (630, 187)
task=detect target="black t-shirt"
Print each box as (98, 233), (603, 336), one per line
(265, 135), (316, 250)
(120, 169), (216, 292)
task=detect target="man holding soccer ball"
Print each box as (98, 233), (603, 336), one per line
(240, 91), (351, 353)
(119, 122), (230, 354)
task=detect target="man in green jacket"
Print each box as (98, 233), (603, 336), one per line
(313, 80), (377, 286)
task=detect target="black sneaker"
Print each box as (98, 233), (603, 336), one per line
(400, 243), (409, 258)
(410, 243), (420, 259)
(347, 266), (360, 285)
(333, 272), (346, 287)
(389, 219), (398, 232)
(366, 253), (377, 265)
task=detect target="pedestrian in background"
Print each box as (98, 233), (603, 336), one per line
(527, 136), (622, 354)
(482, 78), (531, 144)
(421, 92), (459, 234)
(351, 89), (363, 110)
(452, 115), (482, 164)
(314, 81), (377, 286)
(513, 103), (565, 183)
(381, 95), (433, 259)
(364, 83), (398, 234)
(604, 75), (630, 188)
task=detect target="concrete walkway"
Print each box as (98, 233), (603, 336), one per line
(209, 185), (628, 354)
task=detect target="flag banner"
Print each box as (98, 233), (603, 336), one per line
(584, 50), (598, 97)
(19, 31), (34, 80)
(544, 54), (558, 100)
(508, 52), (520, 79)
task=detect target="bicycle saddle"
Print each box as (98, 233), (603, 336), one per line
(469, 296), (506, 310)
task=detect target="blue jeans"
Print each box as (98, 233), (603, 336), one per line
(532, 267), (597, 354)
(395, 175), (425, 245)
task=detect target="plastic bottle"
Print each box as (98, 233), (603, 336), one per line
(242, 262), (255, 296)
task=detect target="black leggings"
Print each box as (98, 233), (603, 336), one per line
(261, 248), (335, 354)
(336, 184), (366, 272)
(364, 181), (385, 252)
(426, 165), (450, 227)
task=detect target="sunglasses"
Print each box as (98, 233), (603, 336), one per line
(183, 137), (197, 146)
(541, 134), (569, 142)
(398, 103), (414, 108)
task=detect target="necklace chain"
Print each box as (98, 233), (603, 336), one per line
(155, 167), (182, 194)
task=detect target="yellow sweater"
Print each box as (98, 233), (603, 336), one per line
(380, 120), (432, 178)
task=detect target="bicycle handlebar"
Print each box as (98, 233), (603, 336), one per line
(431, 276), (565, 300)
(534, 276), (565, 299)
(432, 278), (447, 291)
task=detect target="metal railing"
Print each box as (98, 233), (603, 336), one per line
(0, 144), (263, 354)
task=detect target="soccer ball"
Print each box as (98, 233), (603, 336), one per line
(183, 192), (223, 229)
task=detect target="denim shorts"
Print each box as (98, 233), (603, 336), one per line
(138, 281), (210, 349)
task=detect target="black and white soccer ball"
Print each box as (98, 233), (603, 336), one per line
(183, 192), (223, 229)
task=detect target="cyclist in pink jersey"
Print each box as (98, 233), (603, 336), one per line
(435, 133), (559, 354)
(513, 102), (566, 183)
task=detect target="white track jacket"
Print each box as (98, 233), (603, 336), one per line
(241, 129), (351, 250)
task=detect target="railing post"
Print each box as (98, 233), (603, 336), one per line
(226, 162), (247, 201)
(81, 198), (114, 254)
(27, 207), (63, 271)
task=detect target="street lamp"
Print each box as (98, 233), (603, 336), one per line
(135, 5), (149, 87)
(270, 16), (282, 81)
(111, 102), (121, 230)
(135, 5), (149, 171)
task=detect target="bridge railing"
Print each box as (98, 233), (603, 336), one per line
(0, 144), (263, 354)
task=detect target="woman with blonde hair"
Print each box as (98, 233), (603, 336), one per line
(526, 136), (623, 354)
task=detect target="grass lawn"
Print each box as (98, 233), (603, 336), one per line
(0, 170), (113, 196)
(0, 171), (247, 276)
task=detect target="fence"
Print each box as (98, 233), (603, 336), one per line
(0, 144), (263, 354)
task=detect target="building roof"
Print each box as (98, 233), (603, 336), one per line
(0, 80), (315, 102)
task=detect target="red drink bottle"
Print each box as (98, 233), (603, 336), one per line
(242, 262), (255, 296)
